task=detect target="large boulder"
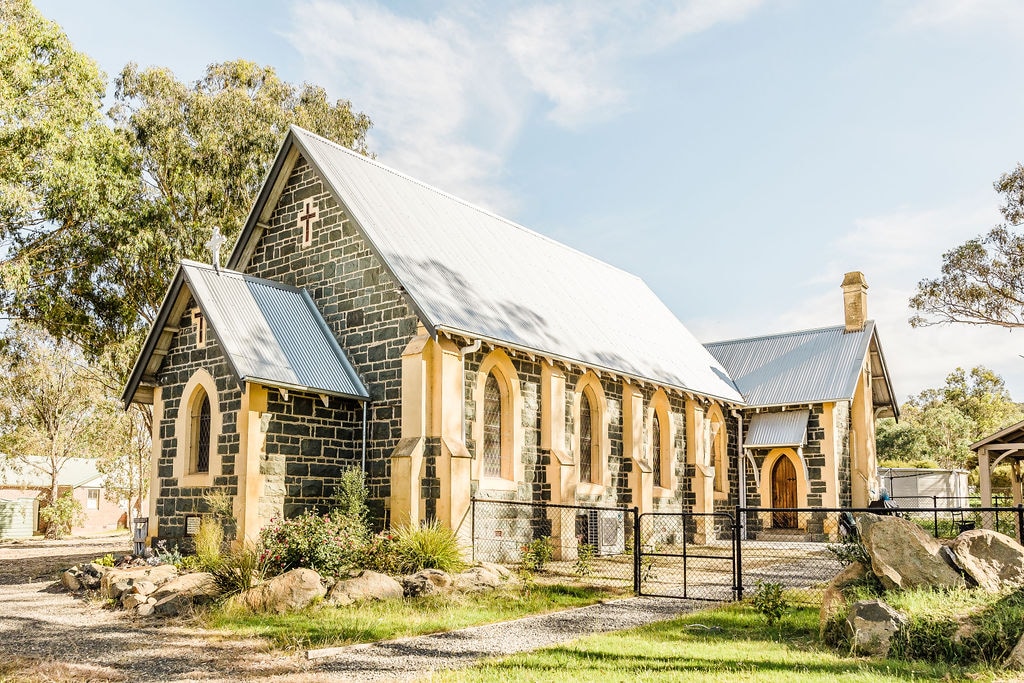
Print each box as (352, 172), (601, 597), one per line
(402, 569), (452, 597)
(846, 599), (908, 656)
(818, 562), (869, 637)
(452, 565), (503, 593)
(239, 568), (325, 613)
(951, 529), (1024, 593)
(858, 514), (964, 590)
(100, 564), (178, 600)
(1006, 633), (1024, 669)
(327, 570), (404, 606)
(151, 572), (220, 617)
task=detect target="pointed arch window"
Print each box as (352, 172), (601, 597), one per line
(579, 388), (596, 483)
(191, 388), (212, 474)
(651, 413), (662, 488)
(708, 407), (728, 495)
(482, 372), (503, 479)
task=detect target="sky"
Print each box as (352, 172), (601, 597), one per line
(36, 0), (1024, 402)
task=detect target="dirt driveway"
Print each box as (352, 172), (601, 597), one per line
(0, 536), (309, 682)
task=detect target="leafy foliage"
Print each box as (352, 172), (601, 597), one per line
(876, 365), (1023, 470)
(520, 537), (554, 573)
(331, 466), (370, 534)
(258, 512), (363, 579)
(1, 5), (373, 380)
(750, 580), (789, 626)
(574, 542), (596, 578)
(911, 164), (1024, 329)
(38, 491), (84, 539)
(0, 326), (115, 503)
(826, 538), (870, 567)
(209, 543), (269, 596)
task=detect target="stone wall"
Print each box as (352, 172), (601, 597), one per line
(153, 303), (241, 545)
(245, 156), (421, 525)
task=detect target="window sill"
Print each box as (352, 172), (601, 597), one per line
(477, 477), (519, 492)
(653, 486), (676, 500)
(576, 482), (606, 498)
(180, 472), (216, 487)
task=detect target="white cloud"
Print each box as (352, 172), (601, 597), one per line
(286, 0), (764, 210)
(693, 198), (1024, 401)
(900, 0), (1024, 34)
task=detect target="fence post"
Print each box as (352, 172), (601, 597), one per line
(1017, 505), (1024, 546)
(734, 505), (743, 601)
(471, 498), (476, 563)
(632, 507), (641, 596)
(933, 495), (938, 538)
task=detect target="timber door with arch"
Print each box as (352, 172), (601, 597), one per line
(771, 456), (797, 528)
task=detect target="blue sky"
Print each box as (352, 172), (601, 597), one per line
(38, 0), (1024, 401)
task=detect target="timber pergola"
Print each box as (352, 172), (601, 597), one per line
(971, 419), (1024, 532)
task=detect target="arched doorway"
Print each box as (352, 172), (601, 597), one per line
(771, 455), (798, 528)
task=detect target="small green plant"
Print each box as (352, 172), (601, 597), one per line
(153, 540), (183, 565)
(574, 541), (595, 578)
(826, 537), (869, 566)
(393, 519), (466, 574)
(94, 553), (116, 567)
(751, 580), (789, 626)
(331, 466), (370, 535)
(194, 516), (225, 569)
(39, 492), (84, 539)
(209, 542), (269, 596)
(520, 536), (553, 573)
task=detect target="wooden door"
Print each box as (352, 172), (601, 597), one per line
(771, 456), (798, 528)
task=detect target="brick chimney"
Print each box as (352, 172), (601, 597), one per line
(841, 271), (868, 333)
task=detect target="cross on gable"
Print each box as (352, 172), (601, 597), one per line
(299, 199), (318, 246)
(205, 226), (227, 271)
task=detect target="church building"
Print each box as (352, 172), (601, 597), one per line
(122, 126), (897, 547)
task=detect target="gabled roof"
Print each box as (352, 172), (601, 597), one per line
(971, 419), (1024, 451)
(122, 261), (368, 405)
(745, 410), (810, 448)
(226, 126), (744, 404)
(705, 322), (897, 417)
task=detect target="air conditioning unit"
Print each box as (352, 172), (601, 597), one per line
(576, 509), (625, 556)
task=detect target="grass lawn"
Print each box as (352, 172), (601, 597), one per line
(435, 603), (995, 682)
(205, 583), (623, 650)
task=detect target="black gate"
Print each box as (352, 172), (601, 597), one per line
(636, 511), (738, 601)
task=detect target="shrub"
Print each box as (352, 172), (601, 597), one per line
(39, 492), (84, 539)
(94, 553), (116, 567)
(195, 517), (224, 569)
(209, 542), (269, 596)
(520, 536), (553, 573)
(574, 541), (595, 578)
(826, 537), (869, 567)
(352, 530), (401, 575)
(751, 580), (788, 626)
(258, 511), (362, 578)
(331, 466), (370, 534)
(393, 520), (466, 574)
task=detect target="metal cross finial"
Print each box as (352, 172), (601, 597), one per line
(206, 226), (227, 273)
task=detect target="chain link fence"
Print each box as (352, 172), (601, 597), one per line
(471, 498), (637, 591)
(637, 511), (737, 600)
(736, 505), (1024, 605)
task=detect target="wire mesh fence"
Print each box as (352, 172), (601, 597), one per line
(470, 498), (638, 591)
(637, 511), (737, 601)
(469, 500), (1024, 606)
(736, 505), (1024, 605)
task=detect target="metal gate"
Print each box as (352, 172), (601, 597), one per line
(636, 510), (738, 601)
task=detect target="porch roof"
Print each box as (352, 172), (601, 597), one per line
(744, 410), (810, 448)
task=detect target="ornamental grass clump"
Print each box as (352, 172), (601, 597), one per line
(393, 520), (467, 574)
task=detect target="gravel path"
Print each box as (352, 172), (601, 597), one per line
(0, 538), (702, 681)
(312, 596), (702, 681)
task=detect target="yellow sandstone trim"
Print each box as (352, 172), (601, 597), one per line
(236, 382), (268, 544)
(623, 381), (652, 513)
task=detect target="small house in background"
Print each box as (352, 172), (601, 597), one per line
(876, 466), (969, 507)
(0, 457), (126, 538)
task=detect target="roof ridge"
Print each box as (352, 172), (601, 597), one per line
(705, 322), (869, 347)
(290, 126), (644, 282)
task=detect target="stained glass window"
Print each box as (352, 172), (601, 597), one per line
(483, 372), (502, 478)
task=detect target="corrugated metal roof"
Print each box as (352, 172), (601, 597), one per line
(286, 127), (743, 403)
(745, 410), (810, 448)
(706, 323), (874, 407)
(181, 261), (368, 400)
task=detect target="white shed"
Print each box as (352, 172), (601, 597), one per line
(876, 467), (969, 507)
(0, 498), (39, 539)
